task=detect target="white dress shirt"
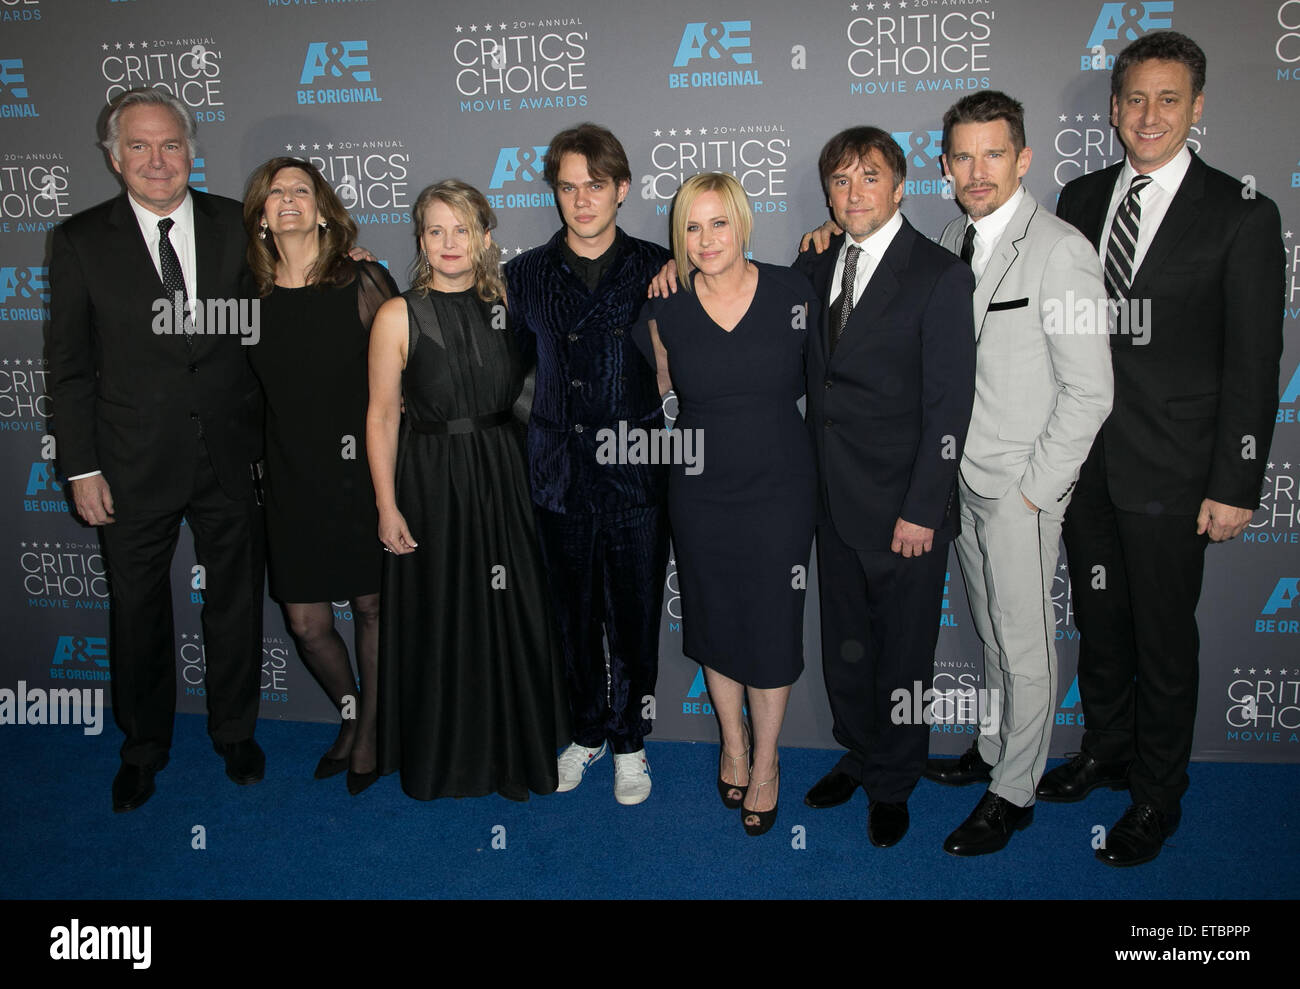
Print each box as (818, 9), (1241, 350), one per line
(829, 209), (903, 310)
(1099, 145), (1191, 276)
(963, 185), (1025, 282)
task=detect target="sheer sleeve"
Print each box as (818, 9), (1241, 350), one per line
(356, 260), (400, 330)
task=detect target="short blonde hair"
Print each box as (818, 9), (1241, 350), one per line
(671, 172), (752, 293)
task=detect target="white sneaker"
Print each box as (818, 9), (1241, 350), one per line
(556, 742), (606, 792)
(613, 750), (652, 805)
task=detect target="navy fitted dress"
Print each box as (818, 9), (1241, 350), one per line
(633, 261), (817, 688)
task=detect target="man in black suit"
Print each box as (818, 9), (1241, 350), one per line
(1042, 32), (1284, 866)
(794, 127), (976, 847)
(47, 88), (266, 812)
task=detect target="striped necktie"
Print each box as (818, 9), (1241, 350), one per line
(1103, 174), (1152, 299)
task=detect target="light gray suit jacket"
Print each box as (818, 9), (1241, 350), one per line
(940, 190), (1113, 510)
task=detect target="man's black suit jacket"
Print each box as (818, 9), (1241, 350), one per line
(793, 217), (976, 552)
(47, 189), (262, 513)
(1056, 153), (1284, 515)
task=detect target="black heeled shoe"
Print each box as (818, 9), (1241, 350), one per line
(346, 768), (379, 795)
(742, 765), (779, 836)
(314, 754), (348, 780)
(717, 738), (751, 809)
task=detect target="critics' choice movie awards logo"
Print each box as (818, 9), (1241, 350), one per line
(0, 154), (68, 232)
(454, 18), (588, 113)
(1, 0), (41, 24)
(298, 41), (382, 105)
(845, 5), (993, 95)
(281, 139), (410, 224)
(1080, 2), (1173, 72)
(22, 541), (109, 610)
(1245, 463), (1298, 545)
(1051, 110), (1204, 189)
(0, 57), (38, 117)
(100, 40), (225, 121)
(1224, 661), (1299, 743)
(49, 634), (110, 683)
(180, 633), (293, 703)
(0, 357), (49, 430)
(640, 126), (790, 214)
(1279, 1), (1300, 78)
(670, 21), (761, 90)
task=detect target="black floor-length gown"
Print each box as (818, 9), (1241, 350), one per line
(377, 288), (567, 800)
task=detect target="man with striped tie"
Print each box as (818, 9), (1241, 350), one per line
(1043, 32), (1284, 866)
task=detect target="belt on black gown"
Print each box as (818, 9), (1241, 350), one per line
(406, 409), (513, 435)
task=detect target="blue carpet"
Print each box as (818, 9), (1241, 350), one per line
(4, 714), (1297, 899)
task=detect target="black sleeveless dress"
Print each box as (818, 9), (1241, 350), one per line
(376, 288), (567, 800)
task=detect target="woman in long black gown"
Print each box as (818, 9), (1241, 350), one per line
(635, 172), (817, 834)
(243, 157), (397, 794)
(366, 179), (566, 801)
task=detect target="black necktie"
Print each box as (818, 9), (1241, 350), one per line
(1103, 174), (1152, 300)
(831, 244), (861, 353)
(959, 223), (977, 266)
(157, 217), (190, 343)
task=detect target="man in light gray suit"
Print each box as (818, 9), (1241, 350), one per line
(923, 91), (1114, 855)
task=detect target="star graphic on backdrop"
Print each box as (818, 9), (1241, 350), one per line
(1282, 670), (1291, 676)
(514, 246), (523, 254)
(115, 42), (122, 50)
(1268, 462), (1275, 469)
(1059, 563), (1068, 571)
(669, 128), (677, 136)
(850, 3), (859, 10)
(311, 143), (319, 150)
(1234, 668), (1241, 674)
(455, 25), (463, 33)
(1284, 231), (1293, 239)
(326, 143), (334, 150)
(867, 1), (875, 8)
(1076, 114), (1085, 122)
(469, 24), (478, 32)
(500, 22), (508, 30)
(882, 2), (891, 8)
(1265, 669), (1273, 675)
(1285, 463), (1293, 469)
(1249, 668), (1257, 674)
(127, 41), (135, 49)
(1059, 114), (1068, 122)
(284, 144), (293, 151)
(1092, 113), (1101, 121)
(140, 41), (149, 49)
(299, 144), (307, 151)
(684, 128), (693, 136)
(500, 246), (509, 256)
(899, 0), (908, 7)
(654, 129), (662, 137)
(101, 43), (109, 51)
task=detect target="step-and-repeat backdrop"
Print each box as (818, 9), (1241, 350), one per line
(3, 0), (1297, 761)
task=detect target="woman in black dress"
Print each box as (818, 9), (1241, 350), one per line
(243, 157), (397, 794)
(635, 172), (817, 834)
(366, 180), (566, 801)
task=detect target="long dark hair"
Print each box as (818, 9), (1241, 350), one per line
(243, 157), (359, 297)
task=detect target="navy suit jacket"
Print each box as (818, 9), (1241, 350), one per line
(505, 228), (670, 514)
(1056, 152), (1284, 515)
(793, 217), (976, 551)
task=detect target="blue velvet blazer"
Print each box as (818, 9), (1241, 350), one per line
(505, 228), (670, 514)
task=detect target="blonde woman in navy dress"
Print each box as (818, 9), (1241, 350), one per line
(634, 172), (817, 834)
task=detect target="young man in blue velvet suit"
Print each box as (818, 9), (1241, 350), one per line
(504, 124), (671, 805)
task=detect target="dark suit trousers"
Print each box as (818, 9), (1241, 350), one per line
(533, 503), (668, 754)
(1063, 436), (1207, 813)
(102, 437), (264, 767)
(816, 519), (948, 803)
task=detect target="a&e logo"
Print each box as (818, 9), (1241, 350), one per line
(1257, 577), (1300, 634)
(670, 22), (762, 90)
(487, 146), (555, 210)
(0, 57), (38, 117)
(890, 130), (948, 198)
(298, 41), (382, 105)
(1081, 2), (1174, 71)
(0, 266), (49, 319)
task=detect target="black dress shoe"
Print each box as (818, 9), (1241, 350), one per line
(924, 745), (994, 786)
(214, 738), (265, 785)
(867, 801), (909, 847)
(804, 770), (859, 809)
(1096, 803), (1181, 867)
(112, 756), (167, 813)
(1036, 751), (1128, 803)
(943, 790), (1033, 856)
(346, 768), (379, 796)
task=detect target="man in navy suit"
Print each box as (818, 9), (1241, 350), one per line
(794, 127), (976, 847)
(47, 89), (266, 812)
(1041, 32), (1284, 866)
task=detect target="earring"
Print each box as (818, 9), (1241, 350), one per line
(421, 252), (431, 277)
(319, 220), (328, 232)
(258, 218), (268, 241)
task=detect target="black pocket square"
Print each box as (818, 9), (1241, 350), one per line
(988, 298), (1029, 311)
